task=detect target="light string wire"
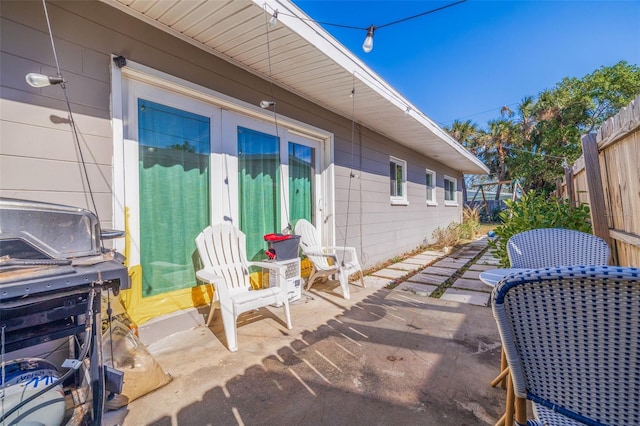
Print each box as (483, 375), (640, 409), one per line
(270, 0), (466, 31)
(41, 0), (102, 249)
(340, 76), (359, 266)
(264, 5), (290, 233)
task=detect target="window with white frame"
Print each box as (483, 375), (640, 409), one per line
(444, 175), (457, 205)
(425, 169), (436, 205)
(389, 156), (408, 205)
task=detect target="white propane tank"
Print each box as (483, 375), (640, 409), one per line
(1, 358), (66, 426)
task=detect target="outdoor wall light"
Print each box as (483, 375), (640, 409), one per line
(269, 10), (279, 28)
(25, 73), (65, 88)
(362, 25), (375, 53)
(113, 55), (127, 68)
(260, 100), (275, 109)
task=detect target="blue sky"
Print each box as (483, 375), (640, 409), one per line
(292, 0), (640, 129)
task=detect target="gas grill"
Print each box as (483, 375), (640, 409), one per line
(0, 198), (130, 424)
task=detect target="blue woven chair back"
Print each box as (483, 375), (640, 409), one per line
(492, 266), (640, 425)
(507, 228), (609, 269)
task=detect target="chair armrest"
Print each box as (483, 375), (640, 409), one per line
(324, 246), (358, 263)
(196, 269), (230, 302)
(196, 269), (225, 285)
(248, 261), (286, 272)
(301, 250), (338, 260)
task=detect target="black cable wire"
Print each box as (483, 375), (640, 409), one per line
(264, 6), (290, 233)
(341, 79), (357, 266)
(376, 0), (467, 29)
(273, 0), (467, 31)
(41, 0), (103, 250)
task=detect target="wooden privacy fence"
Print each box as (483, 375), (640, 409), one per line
(556, 94), (640, 266)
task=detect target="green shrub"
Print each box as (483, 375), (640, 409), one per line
(489, 191), (592, 267)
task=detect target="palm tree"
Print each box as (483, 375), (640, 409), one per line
(445, 119), (482, 202)
(484, 118), (515, 199)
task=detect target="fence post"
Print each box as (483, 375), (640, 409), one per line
(581, 133), (611, 248)
(564, 166), (575, 207)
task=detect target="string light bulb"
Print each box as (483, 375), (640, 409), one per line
(362, 25), (375, 53)
(269, 10), (279, 27)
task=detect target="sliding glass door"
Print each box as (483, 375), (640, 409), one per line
(138, 99), (210, 296)
(237, 127), (281, 262)
(288, 141), (315, 226)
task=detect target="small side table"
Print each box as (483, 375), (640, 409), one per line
(480, 268), (528, 426)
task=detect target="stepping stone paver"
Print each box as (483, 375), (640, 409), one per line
(419, 250), (445, 257)
(440, 288), (491, 306)
(420, 266), (458, 276)
(468, 263), (499, 272)
(432, 258), (470, 268)
(363, 276), (395, 289)
(402, 258), (432, 266)
(460, 270), (482, 279)
(451, 277), (491, 292)
(372, 268), (407, 279)
(395, 282), (438, 296)
(407, 273), (449, 285)
(390, 262), (423, 271)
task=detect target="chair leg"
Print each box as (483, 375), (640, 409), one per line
(338, 269), (350, 299)
(358, 269), (365, 288)
(206, 300), (217, 327)
(282, 298), (292, 330)
(306, 268), (320, 290)
(206, 285), (218, 327)
(219, 303), (239, 352)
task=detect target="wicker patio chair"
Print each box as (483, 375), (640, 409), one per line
(506, 228), (610, 268)
(492, 265), (640, 425)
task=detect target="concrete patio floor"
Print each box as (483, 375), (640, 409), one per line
(104, 237), (507, 425)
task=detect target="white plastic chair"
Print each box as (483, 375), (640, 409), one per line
(294, 219), (364, 299)
(507, 228), (610, 268)
(492, 266), (640, 425)
(195, 224), (292, 352)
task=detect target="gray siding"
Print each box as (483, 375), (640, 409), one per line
(1, 0), (464, 269)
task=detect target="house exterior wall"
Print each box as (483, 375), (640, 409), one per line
(0, 0), (463, 272)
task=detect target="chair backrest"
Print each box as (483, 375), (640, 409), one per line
(492, 266), (640, 425)
(507, 228), (609, 268)
(294, 219), (332, 269)
(195, 224), (251, 291)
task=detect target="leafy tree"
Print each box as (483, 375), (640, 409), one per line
(505, 61), (640, 193)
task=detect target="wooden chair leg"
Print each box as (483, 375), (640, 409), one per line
(490, 367), (510, 388)
(514, 396), (527, 425)
(505, 374), (515, 426)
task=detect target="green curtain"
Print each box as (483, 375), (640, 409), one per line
(138, 99), (210, 297)
(238, 127), (280, 261)
(289, 142), (313, 226)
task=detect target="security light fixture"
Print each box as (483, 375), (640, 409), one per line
(25, 73), (65, 88)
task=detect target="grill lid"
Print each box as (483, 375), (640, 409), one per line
(0, 198), (101, 260)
